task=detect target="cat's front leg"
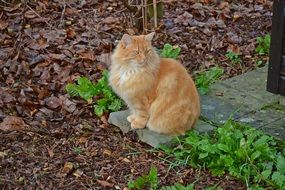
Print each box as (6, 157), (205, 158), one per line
(128, 99), (149, 129)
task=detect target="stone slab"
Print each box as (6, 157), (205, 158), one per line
(208, 83), (268, 112)
(108, 110), (131, 134)
(108, 110), (216, 147)
(200, 95), (243, 124)
(108, 110), (174, 147)
(237, 108), (285, 129)
(262, 117), (285, 140)
(280, 97), (285, 106)
(219, 66), (280, 104)
(194, 120), (216, 134)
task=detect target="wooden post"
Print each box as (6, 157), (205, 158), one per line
(267, 0), (285, 96)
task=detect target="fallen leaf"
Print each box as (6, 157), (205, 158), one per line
(47, 148), (54, 158)
(122, 157), (131, 163)
(233, 12), (242, 22)
(78, 137), (87, 144)
(96, 179), (114, 187)
(32, 37), (49, 50)
(73, 169), (84, 177)
(0, 116), (30, 132)
(24, 10), (37, 19)
(0, 151), (7, 157)
(103, 16), (118, 24)
(0, 87), (15, 103)
(44, 96), (62, 109)
(62, 162), (73, 174)
(78, 50), (96, 61)
(103, 149), (112, 156)
(48, 53), (66, 60)
(66, 28), (76, 39)
(0, 20), (8, 30)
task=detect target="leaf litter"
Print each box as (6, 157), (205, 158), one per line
(0, 0), (272, 189)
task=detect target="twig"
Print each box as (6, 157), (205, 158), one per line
(142, 0), (148, 33)
(122, 0), (137, 12)
(0, 0), (11, 5)
(153, 0), (157, 28)
(141, 0), (145, 33)
(26, 4), (52, 28)
(59, 0), (66, 27)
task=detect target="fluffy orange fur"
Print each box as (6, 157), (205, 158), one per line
(109, 33), (200, 135)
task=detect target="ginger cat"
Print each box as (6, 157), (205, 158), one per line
(109, 32), (200, 135)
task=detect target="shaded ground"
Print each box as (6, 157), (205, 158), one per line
(0, 0), (272, 189)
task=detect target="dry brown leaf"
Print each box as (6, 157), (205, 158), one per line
(0, 151), (7, 157)
(0, 116), (30, 132)
(103, 16), (118, 24)
(62, 162), (73, 174)
(73, 169), (84, 178)
(66, 28), (76, 39)
(44, 96), (62, 109)
(122, 157), (131, 163)
(24, 10), (37, 19)
(47, 148), (54, 158)
(0, 20), (8, 30)
(96, 179), (114, 187)
(103, 149), (112, 156)
(79, 51), (96, 61)
(78, 137), (87, 144)
(48, 53), (66, 60)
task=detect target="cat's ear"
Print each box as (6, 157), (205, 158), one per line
(121, 34), (132, 48)
(145, 32), (155, 41)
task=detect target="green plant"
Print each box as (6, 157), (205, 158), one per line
(159, 120), (285, 189)
(161, 43), (181, 59)
(66, 77), (98, 103)
(73, 147), (82, 154)
(161, 183), (194, 190)
(255, 60), (264, 68)
(255, 34), (271, 55)
(66, 70), (124, 116)
(194, 67), (224, 95)
(225, 50), (241, 64)
(128, 166), (158, 190)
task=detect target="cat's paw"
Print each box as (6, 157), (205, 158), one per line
(131, 121), (146, 129)
(130, 117), (147, 129)
(127, 115), (136, 123)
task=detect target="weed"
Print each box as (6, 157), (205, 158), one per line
(160, 183), (194, 190)
(255, 34), (271, 55)
(128, 166), (223, 190)
(255, 60), (264, 68)
(128, 166), (158, 190)
(66, 70), (124, 116)
(161, 43), (181, 59)
(73, 147), (82, 154)
(194, 67), (224, 95)
(159, 120), (285, 189)
(225, 50), (241, 64)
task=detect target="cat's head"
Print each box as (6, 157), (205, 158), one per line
(111, 32), (159, 68)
